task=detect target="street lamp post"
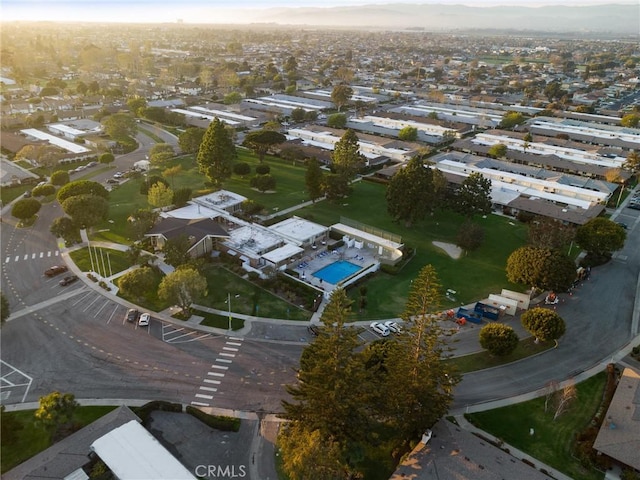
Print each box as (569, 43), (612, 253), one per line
(227, 292), (232, 331)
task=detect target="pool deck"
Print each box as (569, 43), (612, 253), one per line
(290, 245), (378, 294)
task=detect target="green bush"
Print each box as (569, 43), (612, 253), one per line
(185, 405), (241, 432)
(255, 164), (271, 175)
(132, 400), (182, 423)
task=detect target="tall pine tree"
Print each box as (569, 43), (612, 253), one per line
(331, 129), (365, 181)
(383, 265), (459, 440)
(197, 118), (236, 187)
(305, 157), (324, 203)
(281, 288), (370, 479)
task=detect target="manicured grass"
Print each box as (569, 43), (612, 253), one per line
(297, 180), (527, 319)
(90, 149), (528, 320)
(466, 372), (607, 480)
(445, 336), (555, 373)
(0, 406), (116, 474)
(91, 177), (152, 243)
(68, 247), (131, 277)
(115, 266), (171, 313)
(1, 183), (33, 206)
(198, 266), (312, 321)
(224, 149), (310, 212)
(193, 310), (245, 331)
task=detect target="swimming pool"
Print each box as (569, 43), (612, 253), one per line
(312, 260), (361, 285)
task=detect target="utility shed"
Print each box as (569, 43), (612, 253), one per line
(90, 420), (195, 480)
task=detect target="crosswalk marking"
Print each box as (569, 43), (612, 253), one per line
(195, 393), (213, 400)
(191, 401), (209, 407)
(219, 352), (235, 358)
(6, 251), (60, 263)
(223, 347), (238, 352)
(205, 378), (221, 384)
(207, 372), (224, 377)
(215, 358), (232, 364)
(226, 342), (242, 346)
(211, 365), (228, 370)
(200, 386), (217, 392)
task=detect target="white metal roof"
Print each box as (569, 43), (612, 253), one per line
(20, 128), (90, 154)
(261, 243), (304, 264)
(269, 216), (328, 244)
(90, 420), (195, 480)
(191, 106), (256, 122)
(171, 108), (240, 126)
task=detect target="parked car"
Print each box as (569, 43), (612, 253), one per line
(106, 178), (120, 184)
(113, 171), (124, 179)
(44, 265), (68, 277)
(138, 312), (150, 327)
(59, 275), (79, 286)
(628, 202), (640, 211)
(125, 308), (139, 323)
(384, 320), (402, 334)
(370, 321), (390, 337)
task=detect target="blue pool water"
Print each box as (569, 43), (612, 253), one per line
(312, 261), (361, 285)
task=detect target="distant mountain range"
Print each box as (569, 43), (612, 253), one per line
(235, 3), (639, 35)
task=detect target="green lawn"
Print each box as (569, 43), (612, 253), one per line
(466, 372), (606, 480)
(198, 266), (311, 321)
(91, 177), (153, 243)
(0, 406), (116, 474)
(90, 149), (528, 321)
(296, 181), (527, 318)
(68, 247), (131, 277)
(445, 337), (555, 373)
(114, 266), (171, 313)
(193, 309), (246, 330)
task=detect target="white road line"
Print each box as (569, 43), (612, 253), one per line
(4, 257), (9, 264)
(226, 342), (242, 346)
(223, 347), (238, 351)
(14, 256), (19, 262)
(215, 358), (233, 364)
(211, 365), (228, 370)
(39, 252), (43, 258)
(82, 294), (103, 313)
(93, 299), (111, 318)
(200, 386), (217, 392)
(55, 251), (59, 256)
(23, 254), (28, 260)
(206, 372), (225, 377)
(191, 401), (209, 407)
(106, 305), (119, 325)
(195, 393), (213, 400)
(205, 377), (221, 384)
(219, 352), (236, 358)
(31, 253), (36, 259)
(165, 331), (195, 342)
(229, 336), (243, 341)
(47, 251), (52, 257)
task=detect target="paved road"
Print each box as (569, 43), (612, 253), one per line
(452, 202), (640, 410)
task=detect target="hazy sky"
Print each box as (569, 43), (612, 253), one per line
(1, 0), (635, 23)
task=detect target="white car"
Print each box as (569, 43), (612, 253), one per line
(370, 321), (390, 337)
(113, 171), (124, 179)
(138, 312), (151, 327)
(384, 320), (402, 334)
